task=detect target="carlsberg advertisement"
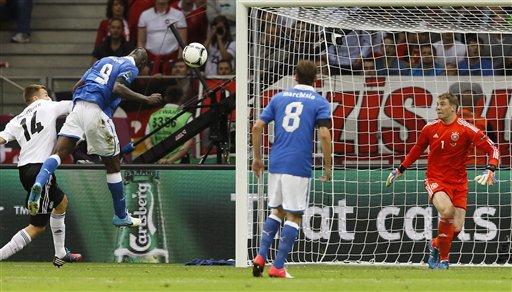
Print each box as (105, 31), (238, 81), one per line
(0, 168), (509, 264)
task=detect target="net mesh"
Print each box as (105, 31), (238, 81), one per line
(245, 6), (511, 265)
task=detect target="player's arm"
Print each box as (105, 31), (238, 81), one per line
(468, 126), (500, 186)
(318, 124), (332, 182)
(72, 67), (93, 92)
(0, 120), (16, 146)
(251, 119), (266, 178)
(112, 80), (161, 105)
(252, 99), (275, 178)
(386, 125), (429, 187)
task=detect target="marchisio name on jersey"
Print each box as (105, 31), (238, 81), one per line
(260, 85), (331, 178)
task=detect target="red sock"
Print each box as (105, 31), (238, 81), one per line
(436, 218), (455, 261)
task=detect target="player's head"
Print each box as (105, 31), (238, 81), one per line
(129, 47), (148, 71)
(436, 92), (459, 121)
(164, 85), (184, 104)
(23, 84), (50, 105)
(294, 60), (317, 86)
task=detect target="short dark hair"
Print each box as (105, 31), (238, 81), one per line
(438, 92), (459, 111)
(109, 17), (124, 27)
(24, 84), (46, 104)
(129, 47), (148, 69)
(165, 85), (184, 104)
(106, 0), (128, 19)
(295, 60), (317, 85)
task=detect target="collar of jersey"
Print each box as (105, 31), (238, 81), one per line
(293, 84), (315, 92)
(123, 56), (136, 65)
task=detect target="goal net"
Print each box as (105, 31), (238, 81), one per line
(235, 1), (512, 267)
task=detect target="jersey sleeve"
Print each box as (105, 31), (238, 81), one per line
(52, 101), (74, 116)
(176, 10), (188, 28)
(0, 119), (17, 143)
(462, 120), (500, 166)
(316, 99), (331, 121)
(117, 62), (139, 86)
(259, 97), (275, 124)
(138, 10), (148, 28)
(401, 124), (430, 168)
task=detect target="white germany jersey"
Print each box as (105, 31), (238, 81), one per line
(0, 99), (73, 166)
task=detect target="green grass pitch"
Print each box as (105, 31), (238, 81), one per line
(0, 263), (510, 291)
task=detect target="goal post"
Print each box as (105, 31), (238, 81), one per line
(235, 0), (512, 268)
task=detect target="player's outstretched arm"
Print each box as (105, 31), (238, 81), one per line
(465, 123), (500, 186)
(387, 124), (429, 187)
(318, 126), (332, 182)
(112, 81), (162, 105)
(251, 119), (266, 178)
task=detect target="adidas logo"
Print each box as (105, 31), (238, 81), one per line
(433, 133), (439, 138)
(54, 229), (63, 234)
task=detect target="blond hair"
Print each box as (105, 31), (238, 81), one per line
(23, 84), (46, 104)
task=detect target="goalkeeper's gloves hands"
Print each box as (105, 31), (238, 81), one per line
(386, 165), (406, 187)
(474, 165), (497, 186)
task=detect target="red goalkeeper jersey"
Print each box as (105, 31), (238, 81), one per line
(401, 117), (500, 185)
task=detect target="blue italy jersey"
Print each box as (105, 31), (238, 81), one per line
(73, 56), (139, 117)
(259, 84), (331, 178)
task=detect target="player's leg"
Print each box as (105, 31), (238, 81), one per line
(268, 174), (309, 279)
(453, 207), (466, 236)
(51, 193), (82, 267)
(0, 224), (45, 260)
(268, 211), (301, 279)
(82, 106), (139, 226)
(102, 155), (141, 227)
(253, 173), (285, 277)
(432, 191), (456, 269)
(29, 136), (78, 215)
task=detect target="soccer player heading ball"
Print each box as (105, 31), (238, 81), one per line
(252, 60), (332, 278)
(386, 92), (500, 270)
(29, 47), (162, 227)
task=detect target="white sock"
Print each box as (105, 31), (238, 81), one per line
(50, 212), (67, 258)
(0, 229), (31, 260)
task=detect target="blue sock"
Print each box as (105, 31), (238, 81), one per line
(273, 221), (299, 269)
(106, 173), (127, 219)
(258, 214), (282, 260)
(35, 155), (61, 186)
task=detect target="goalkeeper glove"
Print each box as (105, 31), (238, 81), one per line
(474, 165), (497, 186)
(386, 165), (406, 187)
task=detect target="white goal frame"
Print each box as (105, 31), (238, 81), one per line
(235, 0), (511, 268)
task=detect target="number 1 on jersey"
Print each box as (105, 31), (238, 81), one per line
(282, 102), (304, 132)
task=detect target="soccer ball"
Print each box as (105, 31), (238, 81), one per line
(182, 42), (208, 68)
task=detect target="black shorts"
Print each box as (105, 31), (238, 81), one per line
(18, 163), (65, 227)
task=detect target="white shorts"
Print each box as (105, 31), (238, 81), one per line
(267, 173), (310, 214)
(59, 101), (120, 156)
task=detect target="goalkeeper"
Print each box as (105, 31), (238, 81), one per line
(386, 92), (500, 270)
